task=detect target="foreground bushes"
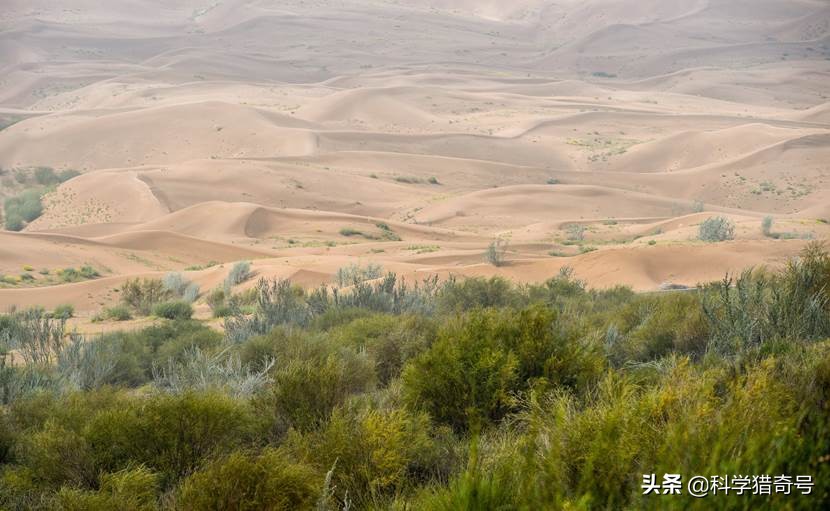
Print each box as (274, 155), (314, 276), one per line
(1, 244), (829, 509)
(176, 449), (319, 511)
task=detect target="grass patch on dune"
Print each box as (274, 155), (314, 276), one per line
(0, 265), (102, 289)
(1, 166), (80, 231)
(339, 223), (402, 242)
(567, 134), (642, 163)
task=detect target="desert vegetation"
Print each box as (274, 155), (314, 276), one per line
(1, 167), (79, 231)
(0, 244), (827, 509)
(699, 216), (736, 243)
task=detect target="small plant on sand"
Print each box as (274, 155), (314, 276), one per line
(163, 272), (200, 302)
(52, 304), (74, 320)
(699, 216), (736, 242)
(566, 224), (586, 242)
(152, 301), (194, 321)
(762, 216), (774, 237)
(485, 238), (509, 267)
(225, 261), (252, 289)
(335, 263), (383, 287)
(102, 305), (132, 322)
(121, 278), (169, 315)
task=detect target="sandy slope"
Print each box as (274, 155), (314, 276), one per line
(1, 0), (828, 315)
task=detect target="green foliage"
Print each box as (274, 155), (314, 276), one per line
(55, 466), (159, 511)
(702, 245), (830, 355)
(84, 392), (258, 486)
(52, 304), (74, 320)
(4, 189), (43, 230)
(605, 292), (709, 363)
(287, 405), (441, 507)
(176, 449), (319, 511)
(152, 300), (194, 320)
(120, 278), (169, 315)
(404, 305), (603, 431)
(205, 287), (230, 317)
(698, 216), (736, 242)
(265, 352), (375, 433)
(3, 246), (830, 509)
(330, 314), (435, 384)
(102, 305), (132, 322)
(436, 276), (522, 313)
(32, 167), (79, 186)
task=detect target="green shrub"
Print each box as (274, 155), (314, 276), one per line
(287, 405), (438, 507)
(605, 292), (709, 363)
(33, 167), (57, 186)
(698, 216), (735, 242)
(265, 352), (375, 433)
(175, 449), (319, 511)
(403, 305), (603, 431)
(105, 306), (132, 322)
(437, 276), (522, 313)
(152, 301), (193, 320)
(4, 212), (24, 231)
(52, 304), (74, 320)
(84, 392), (257, 486)
(4, 188), (44, 230)
(339, 227), (364, 237)
(56, 466), (159, 511)
(121, 278), (169, 315)
(330, 314), (435, 384)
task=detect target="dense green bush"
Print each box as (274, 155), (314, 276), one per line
(286, 404), (442, 507)
(329, 314), (435, 384)
(403, 305), (603, 431)
(176, 449), (319, 510)
(152, 300), (194, 320)
(265, 352), (375, 433)
(4, 189), (43, 230)
(84, 392), (258, 486)
(56, 466), (159, 511)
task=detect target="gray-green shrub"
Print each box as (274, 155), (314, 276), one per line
(698, 216), (735, 242)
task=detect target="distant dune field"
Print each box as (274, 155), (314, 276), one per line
(1, 0), (829, 321)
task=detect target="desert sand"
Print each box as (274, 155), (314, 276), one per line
(1, 0), (829, 324)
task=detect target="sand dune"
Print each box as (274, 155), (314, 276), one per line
(1, 0), (828, 314)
